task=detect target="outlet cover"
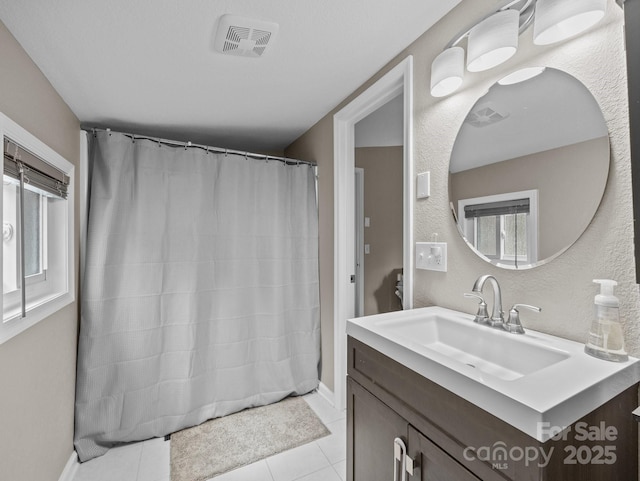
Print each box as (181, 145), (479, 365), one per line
(416, 242), (447, 272)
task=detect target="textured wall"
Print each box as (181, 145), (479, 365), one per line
(286, 0), (637, 389)
(0, 20), (80, 481)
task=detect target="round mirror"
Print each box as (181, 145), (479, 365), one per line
(449, 67), (609, 269)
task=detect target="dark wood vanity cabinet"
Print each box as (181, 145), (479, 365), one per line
(349, 377), (481, 481)
(347, 336), (639, 481)
(408, 425), (483, 481)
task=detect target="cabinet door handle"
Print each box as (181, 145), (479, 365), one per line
(393, 437), (407, 481)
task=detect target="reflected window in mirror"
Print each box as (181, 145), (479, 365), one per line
(459, 190), (538, 268)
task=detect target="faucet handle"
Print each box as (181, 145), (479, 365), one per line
(505, 304), (541, 334)
(464, 293), (489, 324)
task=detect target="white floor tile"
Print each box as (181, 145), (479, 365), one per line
(316, 418), (346, 464)
(212, 459), (274, 481)
(266, 442), (331, 481)
(73, 442), (143, 481)
(332, 460), (346, 481)
(303, 392), (345, 425)
(137, 438), (170, 481)
(292, 466), (342, 481)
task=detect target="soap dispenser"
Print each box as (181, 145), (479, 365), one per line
(584, 279), (628, 362)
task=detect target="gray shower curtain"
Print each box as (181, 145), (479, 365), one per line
(75, 131), (320, 461)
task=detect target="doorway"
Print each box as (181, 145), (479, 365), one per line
(354, 93), (405, 317)
(332, 56), (414, 410)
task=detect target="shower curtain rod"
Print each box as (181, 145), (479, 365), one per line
(84, 128), (317, 167)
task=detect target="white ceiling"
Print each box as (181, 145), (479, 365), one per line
(0, 0), (460, 153)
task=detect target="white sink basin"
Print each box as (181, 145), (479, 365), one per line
(347, 306), (640, 441)
(384, 313), (570, 381)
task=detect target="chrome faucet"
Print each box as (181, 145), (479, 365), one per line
(472, 275), (504, 328)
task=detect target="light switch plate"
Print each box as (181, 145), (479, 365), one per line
(417, 172), (430, 199)
(416, 242), (447, 272)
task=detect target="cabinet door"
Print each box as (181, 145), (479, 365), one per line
(408, 425), (481, 481)
(348, 377), (409, 481)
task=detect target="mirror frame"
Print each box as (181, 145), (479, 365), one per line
(622, 0), (640, 283)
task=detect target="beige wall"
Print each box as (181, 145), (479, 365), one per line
(355, 146), (403, 315)
(450, 136), (610, 260)
(285, 115), (335, 389)
(0, 20), (80, 481)
(286, 0), (637, 393)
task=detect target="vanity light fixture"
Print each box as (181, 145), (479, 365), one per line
(430, 0), (609, 98)
(467, 9), (520, 72)
(430, 47), (465, 97)
(533, 0), (607, 45)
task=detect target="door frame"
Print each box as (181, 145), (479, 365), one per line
(333, 56), (414, 410)
(354, 167), (365, 317)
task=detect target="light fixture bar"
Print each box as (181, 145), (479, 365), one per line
(445, 0), (535, 50)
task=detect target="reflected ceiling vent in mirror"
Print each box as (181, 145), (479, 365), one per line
(465, 102), (509, 128)
(214, 15), (279, 58)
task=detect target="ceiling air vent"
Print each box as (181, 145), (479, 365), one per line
(214, 15), (279, 58)
(465, 102), (509, 128)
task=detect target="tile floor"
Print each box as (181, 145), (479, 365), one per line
(72, 391), (346, 481)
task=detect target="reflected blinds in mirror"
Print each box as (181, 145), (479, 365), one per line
(464, 198), (530, 218)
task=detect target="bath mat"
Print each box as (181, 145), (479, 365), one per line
(170, 396), (330, 481)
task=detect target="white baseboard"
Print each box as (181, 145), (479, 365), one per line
(58, 451), (79, 481)
(316, 381), (335, 407)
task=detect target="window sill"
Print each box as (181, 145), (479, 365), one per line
(0, 291), (75, 345)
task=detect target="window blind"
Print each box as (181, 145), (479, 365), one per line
(464, 198), (530, 219)
(3, 138), (69, 199)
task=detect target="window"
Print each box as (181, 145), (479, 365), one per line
(458, 190), (538, 268)
(0, 113), (74, 344)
